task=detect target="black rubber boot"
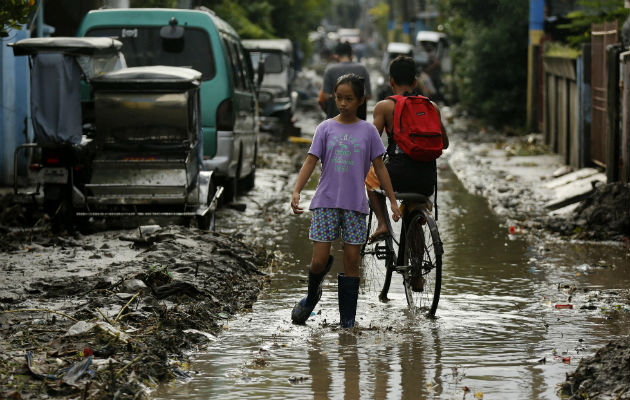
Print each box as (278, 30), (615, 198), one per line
(291, 255), (334, 324)
(338, 273), (360, 328)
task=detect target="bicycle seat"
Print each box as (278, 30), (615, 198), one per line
(370, 188), (431, 207)
(394, 192), (429, 203)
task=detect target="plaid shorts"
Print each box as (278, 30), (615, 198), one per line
(309, 208), (367, 245)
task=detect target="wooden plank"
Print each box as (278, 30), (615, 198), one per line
(569, 81), (579, 168)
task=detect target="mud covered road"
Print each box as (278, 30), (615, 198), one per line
(1, 104), (629, 399)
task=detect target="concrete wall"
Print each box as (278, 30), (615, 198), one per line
(0, 27), (31, 185)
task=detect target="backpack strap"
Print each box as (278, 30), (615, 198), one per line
(387, 95), (405, 135)
(385, 95), (402, 156)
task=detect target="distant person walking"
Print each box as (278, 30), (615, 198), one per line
(318, 41), (371, 120)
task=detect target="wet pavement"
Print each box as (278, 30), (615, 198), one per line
(154, 109), (630, 399)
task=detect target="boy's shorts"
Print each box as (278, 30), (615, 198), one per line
(365, 166), (380, 191)
(309, 208), (367, 245)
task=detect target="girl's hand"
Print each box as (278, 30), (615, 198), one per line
(291, 192), (304, 214)
(391, 203), (402, 222)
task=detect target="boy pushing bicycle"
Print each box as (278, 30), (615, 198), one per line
(365, 55), (449, 243)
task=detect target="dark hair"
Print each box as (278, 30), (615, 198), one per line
(334, 41), (353, 57)
(389, 55), (416, 86)
(333, 73), (367, 119)
(334, 73), (365, 98)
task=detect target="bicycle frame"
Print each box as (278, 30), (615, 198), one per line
(363, 189), (443, 316)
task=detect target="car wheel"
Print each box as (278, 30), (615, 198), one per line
(221, 151), (241, 206)
(240, 145), (257, 192)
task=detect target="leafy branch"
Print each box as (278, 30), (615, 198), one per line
(0, 0), (36, 37)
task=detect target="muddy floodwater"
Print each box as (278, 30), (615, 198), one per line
(155, 137), (630, 399)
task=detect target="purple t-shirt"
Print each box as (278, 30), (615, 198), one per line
(308, 119), (386, 214)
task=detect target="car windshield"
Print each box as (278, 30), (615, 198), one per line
(86, 27), (215, 81)
(249, 51), (283, 74)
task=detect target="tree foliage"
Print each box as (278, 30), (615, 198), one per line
(558, 0), (628, 47)
(438, 0), (528, 127)
(369, 1), (389, 47)
(131, 0), (178, 7)
(0, 0), (36, 37)
(199, 0), (330, 56)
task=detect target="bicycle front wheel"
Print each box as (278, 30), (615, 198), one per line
(360, 211), (395, 302)
(402, 210), (442, 317)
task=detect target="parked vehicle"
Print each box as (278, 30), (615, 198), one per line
(415, 30), (450, 73)
(242, 39), (298, 137)
(10, 37), (220, 230)
(77, 8), (259, 202)
(376, 42), (435, 100)
(415, 31), (451, 103)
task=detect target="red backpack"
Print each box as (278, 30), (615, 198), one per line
(387, 94), (443, 162)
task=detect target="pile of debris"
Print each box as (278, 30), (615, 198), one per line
(544, 182), (630, 241)
(558, 336), (630, 399)
(0, 226), (272, 399)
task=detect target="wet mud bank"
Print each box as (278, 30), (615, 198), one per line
(0, 223), (272, 399)
(559, 335), (630, 400)
(445, 111), (630, 399)
(0, 129), (311, 399)
(445, 113), (630, 243)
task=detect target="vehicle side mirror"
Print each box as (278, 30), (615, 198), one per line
(257, 58), (265, 87)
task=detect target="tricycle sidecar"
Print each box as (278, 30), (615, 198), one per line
(10, 37), (220, 230)
(10, 37), (125, 220)
(81, 65), (220, 230)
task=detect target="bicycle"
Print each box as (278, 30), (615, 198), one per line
(361, 190), (443, 317)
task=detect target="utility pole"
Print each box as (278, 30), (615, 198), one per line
(527, 0), (545, 131)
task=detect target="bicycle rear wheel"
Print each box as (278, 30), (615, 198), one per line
(360, 211), (395, 302)
(402, 210), (442, 316)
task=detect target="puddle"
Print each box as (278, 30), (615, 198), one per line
(155, 150), (629, 399)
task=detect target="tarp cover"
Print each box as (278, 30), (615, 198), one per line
(30, 53), (82, 145)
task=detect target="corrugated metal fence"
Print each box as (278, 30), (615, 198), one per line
(542, 21), (630, 184)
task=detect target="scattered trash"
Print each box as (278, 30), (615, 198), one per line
(576, 263), (591, 272)
(288, 375), (310, 383)
(64, 320), (130, 342)
(555, 304), (573, 309)
(183, 329), (218, 341)
(561, 357), (570, 364)
(138, 225), (162, 237)
(288, 136), (312, 144)
(25, 351), (62, 380)
(61, 356), (93, 385)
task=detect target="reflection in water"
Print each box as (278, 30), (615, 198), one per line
(155, 161), (629, 400)
(309, 338), (331, 400)
(339, 333), (360, 399)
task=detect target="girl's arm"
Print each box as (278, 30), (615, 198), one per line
(291, 154), (319, 214)
(372, 156), (401, 221)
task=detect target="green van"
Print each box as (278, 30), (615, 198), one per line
(77, 8), (258, 201)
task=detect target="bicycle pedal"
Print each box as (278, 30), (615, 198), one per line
(374, 244), (392, 260)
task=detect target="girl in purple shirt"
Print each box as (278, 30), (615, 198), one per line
(290, 74), (401, 328)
